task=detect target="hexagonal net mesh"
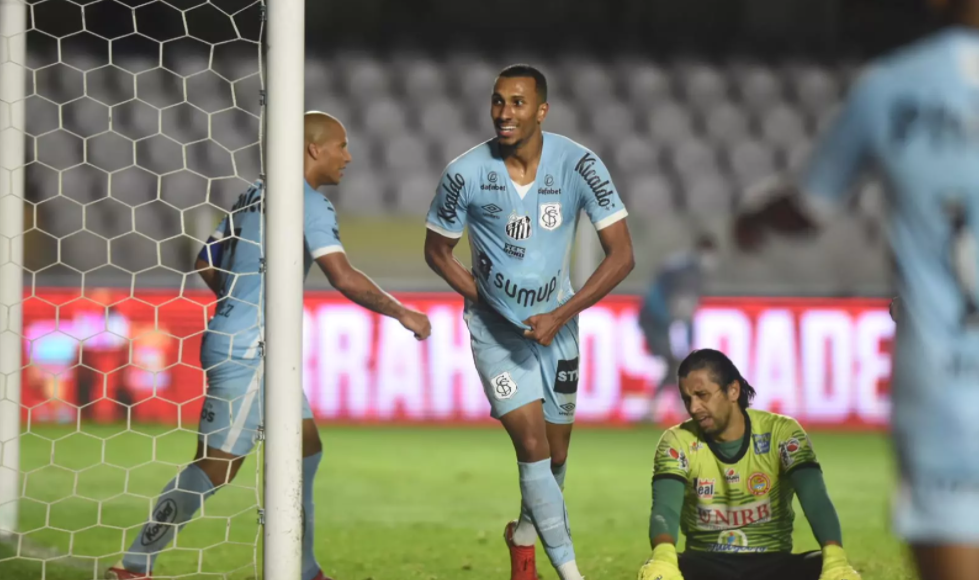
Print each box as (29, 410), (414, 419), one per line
(0, 1), (267, 578)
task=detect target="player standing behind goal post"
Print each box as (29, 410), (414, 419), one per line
(106, 112), (432, 580)
(424, 64), (635, 580)
(637, 348), (862, 580)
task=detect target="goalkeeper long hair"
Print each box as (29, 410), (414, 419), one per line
(677, 348), (757, 410)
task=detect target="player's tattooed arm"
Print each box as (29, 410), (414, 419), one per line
(424, 229), (479, 303)
(317, 252), (432, 339)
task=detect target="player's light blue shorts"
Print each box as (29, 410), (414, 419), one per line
(465, 301), (580, 424)
(198, 352), (313, 457)
(890, 324), (979, 543)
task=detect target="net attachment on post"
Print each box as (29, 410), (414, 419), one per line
(0, 1), (267, 578)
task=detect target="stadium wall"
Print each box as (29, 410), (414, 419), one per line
(20, 291), (894, 429)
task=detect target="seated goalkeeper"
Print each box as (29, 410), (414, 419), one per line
(637, 348), (861, 580)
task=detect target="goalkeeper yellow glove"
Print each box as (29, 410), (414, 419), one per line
(819, 544), (861, 580)
(637, 543), (684, 580)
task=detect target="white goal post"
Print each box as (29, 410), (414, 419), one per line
(0, 0), (306, 578)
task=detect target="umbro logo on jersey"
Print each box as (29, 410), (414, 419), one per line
(559, 402), (576, 416)
(482, 203), (503, 219)
(506, 212), (532, 240)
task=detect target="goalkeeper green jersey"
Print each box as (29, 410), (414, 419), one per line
(652, 409), (818, 553)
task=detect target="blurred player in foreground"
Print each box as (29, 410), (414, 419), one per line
(732, 1), (979, 578)
(639, 233), (718, 421)
(107, 112), (431, 580)
(637, 349), (861, 580)
(424, 64), (635, 580)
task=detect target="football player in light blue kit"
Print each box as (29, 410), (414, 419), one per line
(107, 112), (431, 580)
(734, 2), (979, 578)
(425, 64), (635, 580)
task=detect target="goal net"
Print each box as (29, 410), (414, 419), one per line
(0, 1), (269, 578)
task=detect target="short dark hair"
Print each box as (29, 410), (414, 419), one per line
(497, 64), (548, 102)
(678, 349), (756, 410)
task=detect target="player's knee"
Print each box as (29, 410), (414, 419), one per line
(550, 451), (568, 470)
(513, 433), (550, 461)
(301, 420), (322, 456)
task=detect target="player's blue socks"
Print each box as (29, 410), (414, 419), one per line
(514, 460), (567, 546)
(518, 458), (575, 567)
(122, 463), (216, 574)
(301, 452), (322, 580)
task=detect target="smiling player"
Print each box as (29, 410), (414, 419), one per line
(637, 349), (861, 580)
(424, 64), (635, 580)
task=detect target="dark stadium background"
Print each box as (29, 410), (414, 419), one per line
(2, 1), (938, 578)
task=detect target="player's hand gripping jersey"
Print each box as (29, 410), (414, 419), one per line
(201, 180), (343, 365)
(426, 133), (628, 329)
(653, 409), (818, 553)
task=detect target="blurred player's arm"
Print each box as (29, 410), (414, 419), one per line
(424, 229), (479, 303)
(195, 218), (229, 297)
(424, 168), (478, 302)
(779, 420), (861, 580)
(316, 252), (431, 339)
(308, 197), (430, 339)
(734, 72), (876, 252)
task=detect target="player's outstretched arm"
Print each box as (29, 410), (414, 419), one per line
(733, 182), (823, 251)
(525, 219), (634, 346)
(316, 252), (431, 340)
(424, 229), (479, 303)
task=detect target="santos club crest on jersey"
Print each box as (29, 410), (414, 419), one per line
(506, 212), (532, 240)
(539, 202), (562, 231)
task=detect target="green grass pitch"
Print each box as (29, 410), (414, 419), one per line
(1, 426), (914, 579)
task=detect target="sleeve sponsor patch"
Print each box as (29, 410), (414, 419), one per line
(668, 447), (689, 471)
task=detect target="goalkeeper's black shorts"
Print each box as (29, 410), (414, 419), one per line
(679, 550), (822, 580)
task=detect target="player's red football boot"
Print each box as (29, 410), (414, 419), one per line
(312, 570), (334, 580)
(503, 520), (537, 580)
(104, 566), (152, 580)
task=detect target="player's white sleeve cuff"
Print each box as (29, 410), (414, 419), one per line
(426, 222), (464, 239)
(593, 208), (628, 230)
(310, 245), (344, 259)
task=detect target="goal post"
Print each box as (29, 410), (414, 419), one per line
(0, 0), (27, 543)
(0, 0), (306, 577)
(262, 0), (306, 578)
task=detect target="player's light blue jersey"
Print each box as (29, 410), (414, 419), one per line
(800, 27), (979, 346)
(426, 133), (628, 328)
(200, 180), (344, 364)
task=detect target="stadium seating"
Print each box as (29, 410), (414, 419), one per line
(27, 49), (890, 294)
